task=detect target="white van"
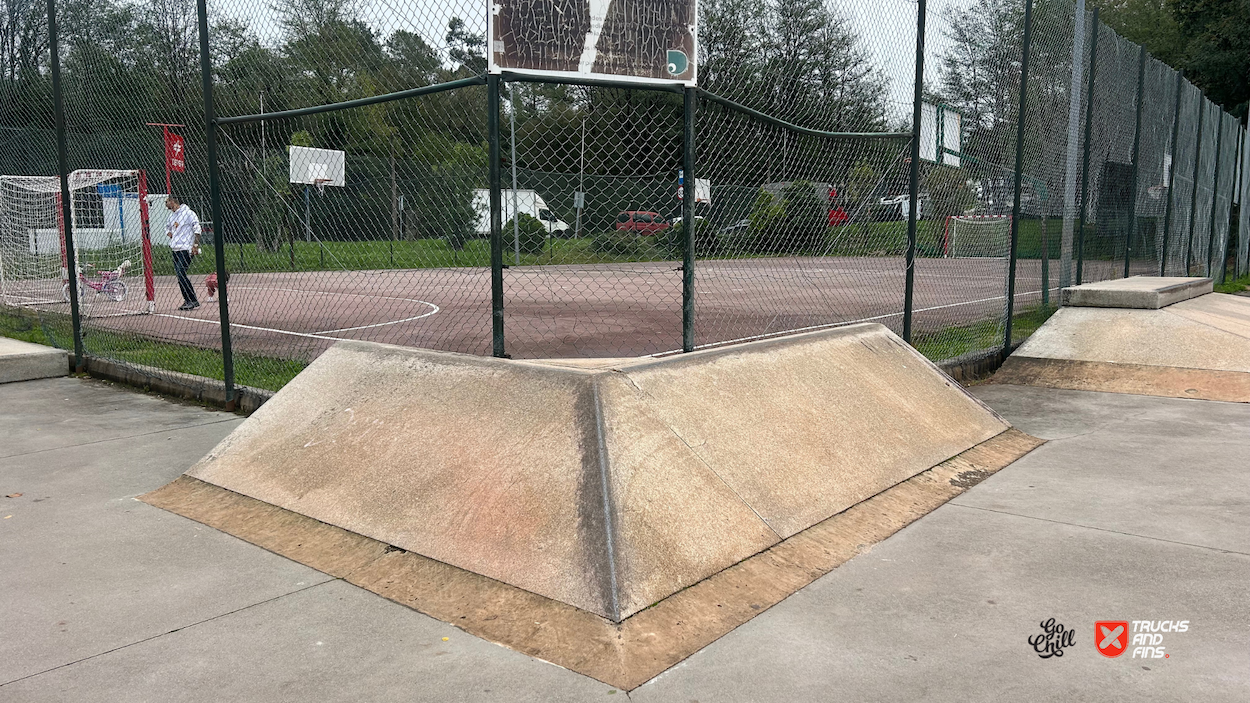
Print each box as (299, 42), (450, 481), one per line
(472, 189), (571, 237)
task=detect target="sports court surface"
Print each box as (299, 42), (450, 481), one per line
(72, 256), (1143, 360)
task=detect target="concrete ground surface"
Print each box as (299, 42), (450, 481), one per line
(0, 376), (1247, 702)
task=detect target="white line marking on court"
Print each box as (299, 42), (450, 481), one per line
(151, 288), (440, 340)
(153, 314), (350, 341)
(315, 304), (439, 335)
(652, 286), (1061, 356)
(231, 285), (440, 306)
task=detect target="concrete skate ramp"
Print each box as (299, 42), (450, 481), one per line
(165, 323), (1011, 621)
(996, 279), (1250, 401)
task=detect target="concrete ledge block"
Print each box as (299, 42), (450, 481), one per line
(998, 293), (1250, 400)
(1061, 276), (1212, 309)
(0, 337), (69, 383)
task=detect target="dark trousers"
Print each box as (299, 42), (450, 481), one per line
(173, 249), (198, 304)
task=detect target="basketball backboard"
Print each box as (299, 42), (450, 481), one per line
(289, 146), (346, 187)
(920, 103), (962, 167)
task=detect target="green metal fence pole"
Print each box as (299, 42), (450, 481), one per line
(1123, 44), (1147, 279)
(1185, 103), (1206, 273)
(903, 0), (926, 344)
(47, 0), (83, 370)
(196, 0), (235, 406)
(488, 75), (506, 358)
(1075, 6), (1099, 286)
(1206, 116), (1224, 277)
(1232, 125), (1244, 281)
(682, 87), (697, 353)
(1159, 69), (1185, 275)
(1003, 0), (1034, 359)
(1041, 213), (1049, 306)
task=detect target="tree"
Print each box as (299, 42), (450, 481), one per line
(1096, 0), (1247, 118)
(446, 17), (485, 74)
(1169, 0), (1249, 118)
(765, 0), (887, 132)
(1097, 0), (1187, 64)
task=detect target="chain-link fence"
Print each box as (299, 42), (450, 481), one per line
(0, 0), (1244, 403)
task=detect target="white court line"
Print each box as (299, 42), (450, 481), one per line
(154, 314), (350, 341)
(315, 304), (439, 334)
(148, 282), (440, 337)
(652, 285), (1061, 356)
(230, 285), (440, 306)
(152, 299), (439, 340)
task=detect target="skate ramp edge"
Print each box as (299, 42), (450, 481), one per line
(995, 288), (1250, 402)
(142, 323), (1042, 687)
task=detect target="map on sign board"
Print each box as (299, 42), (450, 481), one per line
(489, 0), (697, 84)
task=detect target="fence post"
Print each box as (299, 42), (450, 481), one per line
(1235, 125), (1246, 279)
(1186, 102), (1206, 273)
(1003, 0), (1034, 359)
(488, 74), (506, 358)
(1041, 213), (1049, 306)
(682, 87), (696, 353)
(196, 0), (235, 407)
(1058, 0), (1087, 289)
(1159, 70), (1185, 275)
(1206, 116), (1224, 278)
(1075, 6), (1099, 285)
(902, 0), (926, 344)
(46, 0), (83, 370)
(1124, 44), (1147, 279)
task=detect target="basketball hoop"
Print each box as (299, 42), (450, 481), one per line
(314, 178), (330, 195)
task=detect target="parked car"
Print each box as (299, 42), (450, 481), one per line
(616, 211), (669, 235)
(718, 218), (750, 236)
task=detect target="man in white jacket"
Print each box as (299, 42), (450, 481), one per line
(165, 195), (202, 311)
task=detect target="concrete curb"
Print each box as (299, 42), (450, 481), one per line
(79, 355), (272, 415)
(938, 343), (1020, 384)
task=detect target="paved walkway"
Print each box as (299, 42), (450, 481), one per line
(0, 377), (1246, 701)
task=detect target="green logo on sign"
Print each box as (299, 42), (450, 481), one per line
(666, 50), (689, 76)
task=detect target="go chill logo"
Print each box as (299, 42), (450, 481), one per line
(1097, 620), (1188, 659)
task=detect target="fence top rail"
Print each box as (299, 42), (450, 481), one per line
(697, 89), (913, 141)
(216, 75), (489, 127)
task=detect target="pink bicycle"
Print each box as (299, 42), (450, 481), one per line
(63, 260), (131, 303)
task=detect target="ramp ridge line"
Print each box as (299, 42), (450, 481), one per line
(590, 375), (622, 622)
(613, 369), (782, 541)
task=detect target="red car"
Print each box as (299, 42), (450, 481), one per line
(616, 211), (670, 235)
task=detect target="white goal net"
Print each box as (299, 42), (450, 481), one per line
(943, 215), (1010, 258)
(0, 170), (155, 315)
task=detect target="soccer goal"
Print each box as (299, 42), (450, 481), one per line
(942, 215), (1011, 258)
(0, 170), (155, 315)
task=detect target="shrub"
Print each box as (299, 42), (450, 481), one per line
(502, 213), (547, 255)
(591, 231), (661, 258)
(746, 180), (829, 254)
(661, 218), (719, 258)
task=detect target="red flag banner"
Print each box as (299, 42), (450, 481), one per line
(165, 132), (186, 173)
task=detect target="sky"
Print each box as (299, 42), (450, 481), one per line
(226, 0), (987, 121)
